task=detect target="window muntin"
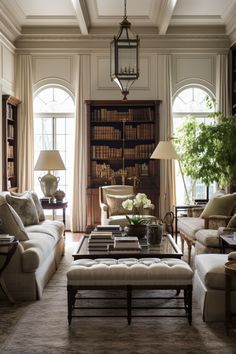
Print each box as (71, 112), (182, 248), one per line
(173, 87), (215, 205)
(33, 86), (75, 220)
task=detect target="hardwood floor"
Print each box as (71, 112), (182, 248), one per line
(65, 231), (83, 243)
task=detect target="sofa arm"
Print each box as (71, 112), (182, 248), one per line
(22, 248), (40, 272)
(204, 215), (231, 229)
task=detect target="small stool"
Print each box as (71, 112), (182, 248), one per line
(225, 261), (236, 333)
(67, 257), (193, 325)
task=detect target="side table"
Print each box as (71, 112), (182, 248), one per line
(224, 261), (236, 332)
(41, 200), (68, 225)
(0, 238), (18, 303)
(220, 234), (236, 254)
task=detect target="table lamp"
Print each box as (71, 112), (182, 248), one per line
(34, 150), (66, 198)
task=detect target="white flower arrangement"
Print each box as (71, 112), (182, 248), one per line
(122, 193), (154, 225)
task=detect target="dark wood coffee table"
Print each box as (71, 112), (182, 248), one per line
(72, 233), (182, 260)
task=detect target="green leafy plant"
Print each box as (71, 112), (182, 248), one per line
(174, 101), (236, 189)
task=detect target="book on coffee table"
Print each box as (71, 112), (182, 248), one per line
(107, 244), (141, 253)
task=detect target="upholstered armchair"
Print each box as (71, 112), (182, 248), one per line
(99, 185), (156, 227)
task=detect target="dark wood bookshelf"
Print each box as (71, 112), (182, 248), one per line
(86, 100), (161, 227)
(231, 45), (236, 115)
(2, 95), (21, 191)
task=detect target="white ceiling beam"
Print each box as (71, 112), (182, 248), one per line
(157, 0), (178, 34)
(70, 0), (90, 35)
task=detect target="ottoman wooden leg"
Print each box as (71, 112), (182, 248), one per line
(184, 286), (192, 325)
(67, 286), (77, 325)
(127, 286), (132, 325)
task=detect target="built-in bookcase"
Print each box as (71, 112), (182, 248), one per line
(86, 100), (161, 227)
(231, 46), (236, 115)
(2, 95), (21, 191)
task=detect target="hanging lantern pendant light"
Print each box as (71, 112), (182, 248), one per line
(110, 0), (140, 100)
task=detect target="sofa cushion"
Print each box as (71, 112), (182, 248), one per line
(6, 193), (39, 226)
(21, 220), (64, 272)
(25, 219), (64, 242)
(178, 217), (205, 240)
(200, 193), (236, 218)
(106, 194), (134, 216)
(227, 213), (236, 228)
(11, 191), (45, 222)
(0, 197), (29, 241)
(194, 254), (236, 290)
(195, 229), (220, 247)
(21, 233), (58, 272)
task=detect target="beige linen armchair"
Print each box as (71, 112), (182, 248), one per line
(99, 185), (156, 227)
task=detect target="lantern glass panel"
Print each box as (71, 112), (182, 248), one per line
(117, 47), (137, 76)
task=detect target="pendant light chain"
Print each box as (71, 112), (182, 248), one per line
(124, 0), (127, 19)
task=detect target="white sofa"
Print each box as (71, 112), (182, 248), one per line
(178, 193), (236, 263)
(0, 191), (64, 301)
(194, 252), (236, 322)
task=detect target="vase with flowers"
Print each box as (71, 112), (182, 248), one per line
(122, 193), (154, 239)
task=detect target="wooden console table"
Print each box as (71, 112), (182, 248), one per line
(41, 200), (68, 225)
(0, 238), (18, 303)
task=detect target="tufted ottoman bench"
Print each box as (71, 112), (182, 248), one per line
(67, 257), (193, 325)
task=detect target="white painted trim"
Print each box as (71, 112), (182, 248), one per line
(0, 32), (15, 52)
(33, 78), (75, 97)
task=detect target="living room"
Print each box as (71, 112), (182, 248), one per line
(1, 0), (236, 353)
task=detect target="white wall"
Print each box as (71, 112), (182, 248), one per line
(30, 51), (220, 102)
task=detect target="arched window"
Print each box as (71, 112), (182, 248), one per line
(33, 86), (75, 219)
(173, 86), (215, 204)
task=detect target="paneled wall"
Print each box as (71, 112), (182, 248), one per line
(31, 52), (219, 100)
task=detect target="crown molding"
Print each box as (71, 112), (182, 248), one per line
(0, 2), (22, 42)
(0, 32), (16, 52)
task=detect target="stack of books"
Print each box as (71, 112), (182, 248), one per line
(0, 234), (15, 243)
(108, 236), (141, 253)
(95, 225), (122, 236)
(88, 231), (114, 252)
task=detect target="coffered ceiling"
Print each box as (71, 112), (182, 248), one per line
(1, 0), (236, 43)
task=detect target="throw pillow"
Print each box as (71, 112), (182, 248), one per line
(6, 194), (39, 226)
(106, 194), (134, 217)
(30, 192), (45, 222)
(11, 191), (45, 222)
(0, 201), (29, 241)
(227, 213), (236, 228)
(200, 193), (236, 218)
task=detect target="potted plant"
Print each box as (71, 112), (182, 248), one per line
(174, 103), (236, 196)
(122, 193), (154, 239)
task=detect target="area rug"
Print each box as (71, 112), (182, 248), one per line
(0, 240), (236, 354)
